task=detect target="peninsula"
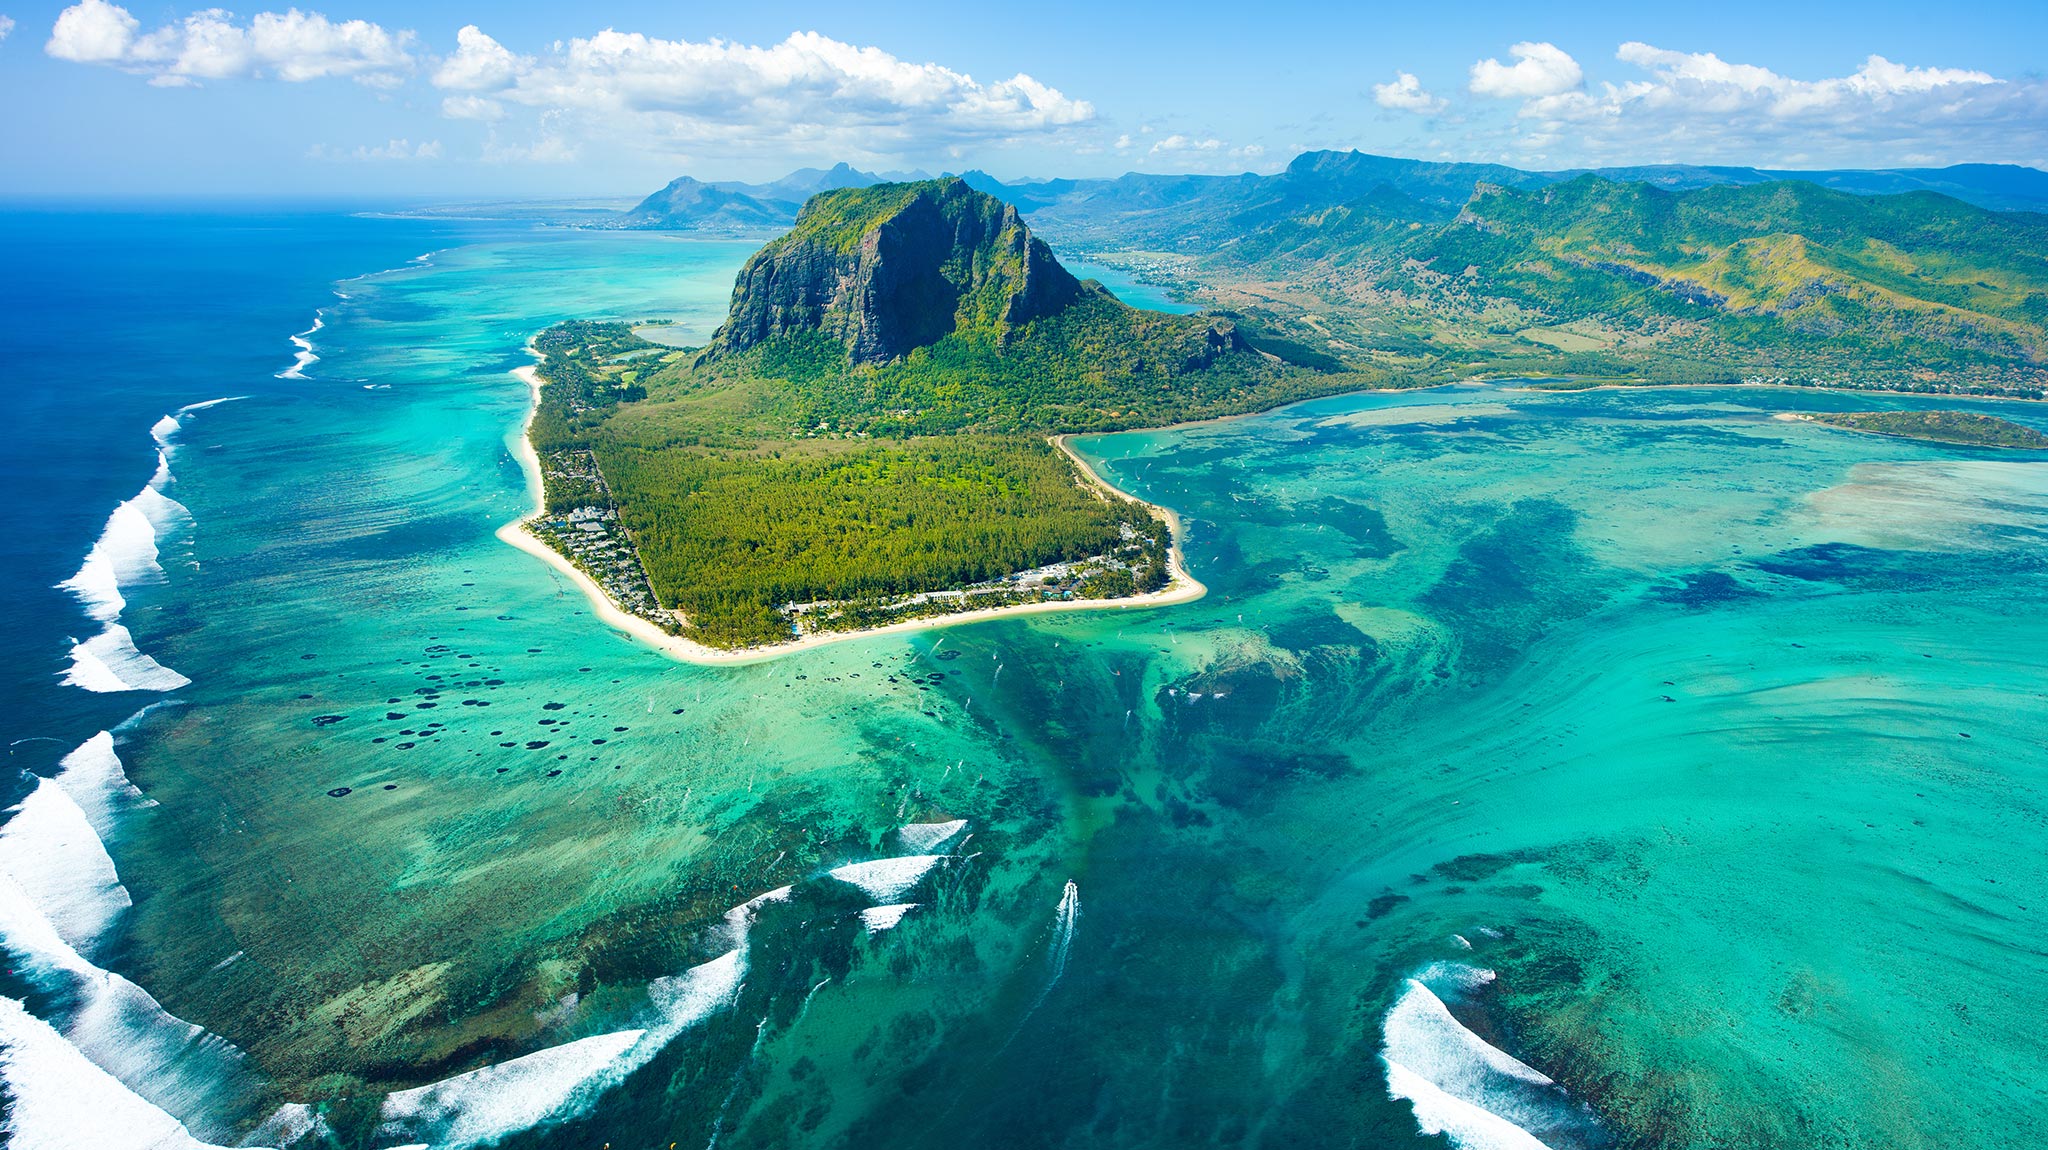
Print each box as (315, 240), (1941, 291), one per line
(511, 179), (1360, 655)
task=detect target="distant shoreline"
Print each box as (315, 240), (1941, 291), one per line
(498, 360), (1207, 667)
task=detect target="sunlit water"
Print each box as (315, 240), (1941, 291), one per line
(2, 213), (2044, 1149)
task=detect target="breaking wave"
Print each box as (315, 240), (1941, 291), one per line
(859, 903), (918, 933)
(895, 818), (967, 853)
(829, 855), (945, 902)
(375, 907), (757, 1148)
(275, 315), (323, 380)
(1381, 963), (1609, 1150)
(0, 997), (248, 1150)
(0, 731), (266, 1143)
(62, 624), (191, 693)
(54, 405), (230, 695)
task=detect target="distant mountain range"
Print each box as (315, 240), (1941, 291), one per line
(607, 162), (933, 230)
(610, 151), (2048, 239)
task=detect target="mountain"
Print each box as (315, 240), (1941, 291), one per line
(705, 179), (1084, 365)
(1432, 177), (2048, 356)
(969, 150), (2048, 251)
(724, 162), (886, 202)
(610, 175), (797, 230)
(1203, 173), (2048, 390)
(527, 179), (1360, 647)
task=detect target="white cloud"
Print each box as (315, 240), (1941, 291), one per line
(0, 16), (17, 43)
(1142, 133), (1266, 172)
(440, 94), (505, 121)
(1490, 43), (2044, 167)
(431, 27), (1094, 160)
(46, 0), (133, 62)
(1374, 72), (1445, 114)
(1469, 41), (1582, 99)
(433, 24), (524, 90)
(46, 2), (413, 85)
(308, 137), (441, 162)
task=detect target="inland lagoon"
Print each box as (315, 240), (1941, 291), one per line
(3, 213), (2044, 1149)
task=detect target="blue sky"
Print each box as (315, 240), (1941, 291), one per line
(2, 0), (2045, 197)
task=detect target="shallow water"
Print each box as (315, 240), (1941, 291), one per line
(3, 214), (2045, 1149)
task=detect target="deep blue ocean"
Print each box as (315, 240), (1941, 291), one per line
(0, 208), (479, 772)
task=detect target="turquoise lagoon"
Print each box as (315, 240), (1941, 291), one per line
(5, 223), (2046, 1149)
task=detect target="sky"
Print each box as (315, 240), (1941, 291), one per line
(1, 0), (2046, 198)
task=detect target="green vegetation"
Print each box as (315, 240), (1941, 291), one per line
(1185, 175), (2048, 399)
(523, 180), (1351, 649)
(1806, 410), (2048, 448)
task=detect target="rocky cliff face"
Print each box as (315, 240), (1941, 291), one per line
(706, 179), (1084, 365)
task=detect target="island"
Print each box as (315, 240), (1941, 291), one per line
(1801, 409), (2048, 448)
(508, 179), (1365, 656)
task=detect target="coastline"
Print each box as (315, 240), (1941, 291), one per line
(497, 361), (1208, 667)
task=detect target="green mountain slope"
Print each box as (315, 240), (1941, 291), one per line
(1202, 175), (2048, 390)
(530, 180), (1366, 648)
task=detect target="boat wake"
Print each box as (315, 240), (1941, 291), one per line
(1381, 962), (1610, 1150)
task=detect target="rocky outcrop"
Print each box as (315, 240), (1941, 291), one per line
(705, 179), (1083, 366)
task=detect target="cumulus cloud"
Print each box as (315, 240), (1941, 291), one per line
(1374, 72), (1445, 114)
(45, 1), (413, 85)
(0, 16), (17, 43)
(433, 24), (524, 90)
(1490, 43), (2047, 167)
(1469, 41), (1582, 99)
(429, 27), (1094, 159)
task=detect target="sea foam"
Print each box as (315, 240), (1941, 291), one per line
(375, 946), (748, 1149)
(0, 734), (263, 1140)
(62, 624), (190, 693)
(859, 904), (918, 933)
(378, 1029), (648, 1149)
(829, 855), (944, 902)
(1381, 964), (1608, 1150)
(275, 316), (323, 380)
(57, 416), (199, 696)
(0, 998), (256, 1150)
(895, 819), (967, 853)
(0, 778), (132, 956)
(57, 486), (189, 625)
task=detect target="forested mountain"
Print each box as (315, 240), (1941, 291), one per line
(533, 180), (1358, 647)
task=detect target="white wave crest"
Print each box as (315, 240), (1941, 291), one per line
(895, 819), (967, 853)
(829, 856), (944, 902)
(275, 316), (323, 380)
(0, 998), (255, 1150)
(378, 1029), (647, 1150)
(0, 734), (261, 1139)
(57, 487), (188, 626)
(62, 625), (190, 693)
(376, 947), (747, 1149)
(859, 904), (918, 933)
(1382, 966), (1605, 1150)
(0, 778), (132, 956)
